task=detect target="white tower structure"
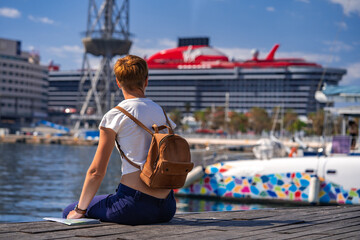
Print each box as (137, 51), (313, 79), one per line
(74, 0), (131, 130)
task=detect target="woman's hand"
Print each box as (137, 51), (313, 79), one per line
(67, 210), (85, 219)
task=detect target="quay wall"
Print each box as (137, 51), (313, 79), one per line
(0, 134), (324, 148)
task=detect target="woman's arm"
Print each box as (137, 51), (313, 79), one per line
(67, 127), (116, 219)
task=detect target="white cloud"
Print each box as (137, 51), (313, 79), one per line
(157, 38), (177, 48)
(27, 45), (35, 51)
(129, 38), (177, 58)
(62, 45), (83, 53)
(47, 45), (83, 58)
(28, 15), (55, 24)
(129, 46), (164, 59)
(341, 62), (360, 85)
(323, 40), (353, 52)
(347, 62), (360, 79)
(86, 57), (102, 70)
(329, 0), (360, 16)
(296, 0), (310, 3)
(266, 6), (275, 12)
(0, 7), (21, 18)
(336, 21), (348, 30)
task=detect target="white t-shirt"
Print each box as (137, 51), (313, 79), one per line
(99, 98), (176, 175)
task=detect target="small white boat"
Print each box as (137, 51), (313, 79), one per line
(179, 155), (360, 205)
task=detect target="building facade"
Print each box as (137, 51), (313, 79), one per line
(146, 67), (345, 115)
(49, 65), (345, 119)
(48, 40), (346, 126)
(0, 38), (48, 131)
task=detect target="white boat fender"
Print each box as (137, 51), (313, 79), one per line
(183, 165), (205, 188)
(308, 175), (320, 205)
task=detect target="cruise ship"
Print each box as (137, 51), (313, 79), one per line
(48, 38), (346, 123)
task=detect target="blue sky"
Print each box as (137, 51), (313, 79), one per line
(1, 0), (359, 85)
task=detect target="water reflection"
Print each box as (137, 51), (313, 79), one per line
(0, 143), (267, 223)
(176, 197), (271, 212)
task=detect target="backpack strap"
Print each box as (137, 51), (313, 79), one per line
(115, 139), (141, 170)
(114, 106), (152, 170)
(114, 106), (153, 136)
(162, 108), (173, 130)
(113, 106), (173, 169)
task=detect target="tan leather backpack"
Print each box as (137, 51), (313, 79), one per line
(114, 106), (194, 189)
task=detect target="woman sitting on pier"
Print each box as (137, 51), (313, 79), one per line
(63, 55), (176, 225)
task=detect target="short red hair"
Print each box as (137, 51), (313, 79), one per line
(113, 55), (148, 91)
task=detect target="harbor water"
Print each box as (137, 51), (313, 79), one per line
(1, 143), (275, 223)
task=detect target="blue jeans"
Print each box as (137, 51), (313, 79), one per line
(63, 184), (176, 225)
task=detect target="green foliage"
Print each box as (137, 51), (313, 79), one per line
(284, 109), (303, 133)
(307, 110), (324, 136)
(169, 109), (182, 127)
(210, 106), (225, 130)
(194, 110), (207, 128)
(228, 111), (248, 133)
(248, 107), (271, 134)
(289, 119), (307, 133)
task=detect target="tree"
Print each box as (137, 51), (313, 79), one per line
(210, 106), (225, 130)
(169, 109), (182, 128)
(184, 102), (191, 115)
(194, 109), (208, 129)
(307, 110), (324, 136)
(284, 109), (298, 133)
(248, 107), (271, 134)
(228, 111), (248, 134)
(289, 119), (307, 133)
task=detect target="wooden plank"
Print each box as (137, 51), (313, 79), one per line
(275, 211), (360, 234)
(19, 225), (137, 240)
(249, 214), (360, 239)
(317, 225), (360, 240)
(0, 232), (31, 240)
(295, 225), (360, 240)
(260, 216), (360, 239)
(0, 221), (113, 234)
(0, 206), (360, 239)
(123, 214), (305, 239)
(199, 206), (360, 239)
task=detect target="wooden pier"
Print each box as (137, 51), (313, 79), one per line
(1, 205), (359, 239)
